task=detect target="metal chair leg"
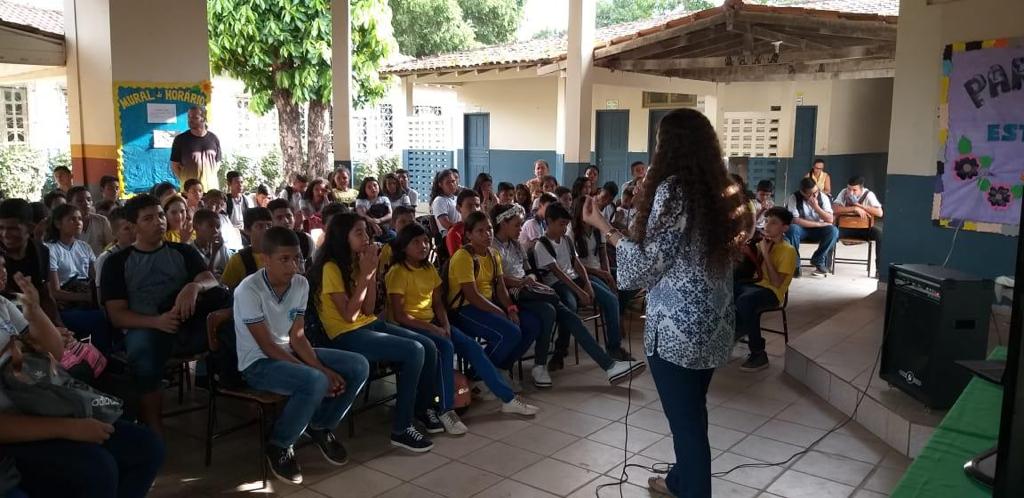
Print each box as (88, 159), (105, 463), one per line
(205, 387), (216, 466)
(782, 309), (790, 343)
(257, 405), (268, 489)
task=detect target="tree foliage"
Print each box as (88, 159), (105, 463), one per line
(596, 0), (713, 27)
(388, 0), (522, 57)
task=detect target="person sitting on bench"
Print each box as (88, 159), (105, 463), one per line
(784, 177), (838, 277)
(832, 176), (884, 272)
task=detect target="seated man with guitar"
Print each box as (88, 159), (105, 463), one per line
(832, 176), (884, 273)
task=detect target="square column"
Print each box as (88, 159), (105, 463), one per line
(561, 0), (595, 184)
(331, 0), (353, 170)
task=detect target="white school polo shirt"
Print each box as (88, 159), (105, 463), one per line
(233, 269), (309, 371)
(534, 235), (578, 286)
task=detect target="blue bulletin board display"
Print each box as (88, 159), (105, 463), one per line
(113, 81), (212, 194)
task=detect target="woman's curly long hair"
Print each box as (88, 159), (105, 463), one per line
(633, 108), (743, 271)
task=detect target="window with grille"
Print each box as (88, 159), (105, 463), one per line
(1, 86), (28, 144)
(721, 109), (781, 158)
(642, 91), (697, 109)
(414, 105), (443, 117)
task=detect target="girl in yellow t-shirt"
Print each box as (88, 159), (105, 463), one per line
(162, 195), (193, 244)
(312, 212), (439, 452)
(389, 224), (538, 434)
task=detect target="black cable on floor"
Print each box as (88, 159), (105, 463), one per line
(595, 302), (639, 498)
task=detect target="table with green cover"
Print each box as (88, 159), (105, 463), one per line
(890, 347), (1005, 498)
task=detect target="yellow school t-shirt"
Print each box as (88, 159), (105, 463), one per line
(446, 247), (503, 305)
(756, 240), (797, 304)
(221, 251), (265, 288)
(318, 260), (377, 338)
(386, 263), (441, 322)
(379, 243), (393, 277)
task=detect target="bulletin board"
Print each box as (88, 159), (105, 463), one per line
(932, 38), (1024, 235)
(112, 80), (212, 194)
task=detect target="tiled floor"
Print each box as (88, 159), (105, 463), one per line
(152, 244), (911, 497)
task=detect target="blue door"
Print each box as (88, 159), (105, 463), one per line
(792, 106), (818, 193)
(595, 110), (629, 188)
(464, 113), (490, 182)
(647, 109), (675, 164)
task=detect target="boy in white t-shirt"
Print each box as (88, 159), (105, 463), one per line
(518, 192), (558, 251)
(233, 226), (369, 485)
(95, 207), (135, 302)
(534, 204), (633, 362)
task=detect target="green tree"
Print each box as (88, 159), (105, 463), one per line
(388, 0), (522, 57)
(208, 0), (396, 177)
(596, 0), (713, 27)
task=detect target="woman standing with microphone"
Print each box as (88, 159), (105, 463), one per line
(582, 108), (745, 498)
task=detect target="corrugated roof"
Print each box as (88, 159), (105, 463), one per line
(383, 0), (898, 75)
(0, 0), (63, 39)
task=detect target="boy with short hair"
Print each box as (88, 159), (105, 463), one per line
(95, 207), (135, 301)
(735, 207), (797, 372)
(52, 166), (73, 194)
(395, 169), (418, 207)
(444, 190), (482, 255)
(555, 186), (573, 211)
(99, 175), (123, 206)
(613, 186), (636, 232)
(268, 198), (314, 271)
(535, 204), (633, 361)
(191, 209), (231, 278)
(496, 182), (515, 207)
(234, 226), (370, 484)
(67, 185), (114, 255)
(221, 207), (274, 288)
(597, 182), (619, 222)
(623, 161), (646, 191)
(518, 193), (558, 251)
(754, 180), (774, 232)
(203, 189), (244, 251)
(278, 173), (309, 213)
(225, 170), (251, 230)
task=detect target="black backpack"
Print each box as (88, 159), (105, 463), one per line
(239, 247), (259, 276)
(440, 247), (499, 310)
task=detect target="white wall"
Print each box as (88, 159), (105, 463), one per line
(828, 78), (894, 155)
(715, 80), (832, 158)
(25, 76), (69, 153)
(888, 0), (1024, 175)
(449, 76), (559, 150)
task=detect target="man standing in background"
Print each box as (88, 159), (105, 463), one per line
(170, 105), (221, 192)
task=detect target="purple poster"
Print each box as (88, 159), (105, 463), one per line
(937, 38), (1024, 231)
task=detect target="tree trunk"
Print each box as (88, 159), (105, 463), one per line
(306, 99), (330, 177)
(272, 88), (305, 179)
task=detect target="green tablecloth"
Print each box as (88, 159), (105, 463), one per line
(890, 347), (1006, 498)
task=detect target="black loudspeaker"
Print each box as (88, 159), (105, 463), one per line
(881, 264), (994, 409)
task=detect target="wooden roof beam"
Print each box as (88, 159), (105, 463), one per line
(594, 12), (726, 59)
(600, 25), (727, 61)
(749, 25), (831, 50)
(608, 45), (893, 71)
(739, 11), (897, 41)
(669, 58), (895, 82)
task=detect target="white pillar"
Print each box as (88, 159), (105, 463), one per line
(393, 76), (413, 157)
(331, 0), (352, 170)
(562, 0), (595, 184)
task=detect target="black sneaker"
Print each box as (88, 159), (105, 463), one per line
(547, 353), (565, 372)
(306, 428), (349, 466)
(391, 425), (434, 452)
(607, 347), (636, 362)
(739, 352), (769, 372)
(265, 444), (302, 484)
(416, 408), (445, 434)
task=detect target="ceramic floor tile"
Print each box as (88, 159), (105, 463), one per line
(711, 477), (761, 498)
(754, 419), (829, 447)
(309, 465), (402, 498)
(573, 394), (634, 420)
(553, 437), (634, 475)
(620, 407), (671, 435)
(862, 465), (906, 494)
(461, 414), (534, 440)
(766, 469), (856, 498)
(473, 478), (560, 498)
(374, 483), (444, 498)
(721, 392), (792, 418)
(730, 435), (806, 464)
(711, 452), (786, 490)
(511, 458), (600, 496)
(500, 423), (579, 456)
(851, 489), (888, 498)
(430, 433), (493, 460)
(586, 421), (664, 453)
(791, 451), (875, 487)
(460, 441), (544, 477)
(362, 449), (450, 481)
(814, 431), (888, 465)
(708, 406), (772, 433)
(708, 423), (749, 451)
(605, 454), (664, 488)
(412, 461), (502, 498)
(537, 409), (612, 437)
(566, 476), (652, 498)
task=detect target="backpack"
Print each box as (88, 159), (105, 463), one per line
(296, 230), (311, 264)
(440, 247), (499, 310)
(239, 247), (259, 276)
(303, 293), (330, 347)
(209, 317), (245, 389)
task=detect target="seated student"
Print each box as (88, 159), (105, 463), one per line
(525, 160), (550, 200)
(27, 201), (48, 242)
(613, 185), (637, 233)
(162, 195), (193, 244)
(584, 165), (601, 195)
(448, 212), (538, 377)
(182, 178), (204, 213)
(303, 179), (332, 228)
(754, 180), (774, 233)
(190, 209), (231, 279)
(530, 175), (559, 211)
(221, 207), (274, 288)
(95, 207), (134, 303)
(736, 207), (797, 371)
(0, 270), (164, 498)
(572, 196), (642, 314)
(444, 189), (481, 256)
(555, 186), (573, 211)
(52, 165), (73, 194)
(95, 200), (117, 219)
(278, 173), (309, 214)
(535, 204), (634, 362)
(42, 190), (66, 211)
(473, 173), (498, 215)
(43, 204), (96, 310)
(314, 213), (439, 452)
(328, 168), (358, 206)
(234, 227), (370, 484)
(491, 204), (645, 385)
(203, 189), (242, 251)
(382, 173), (412, 210)
(496, 182), (516, 207)
(596, 182), (619, 223)
(623, 161), (646, 192)
(518, 193), (557, 251)
(355, 176), (394, 241)
(514, 183), (532, 214)
(0, 199), (64, 327)
(784, 177), (838, 276)
(395, 169), (419, 208)
(379, 205), (416, 277)
(254, 184), (272, 208)
(429, 169), (460, 236)
(389, 224), (537, 433)
(150, 181), (177, 203)
(832, 175), (884, 270)
(101, 194), (222, 436)
(99, 174), (124, 208)
(268, 198), (315, 271)
(67, 186), (113, 256)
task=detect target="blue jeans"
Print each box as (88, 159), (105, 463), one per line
(517, 300), (555, 364)
(123, 329), (174, 393)
(552, 276), (623, 351)
(412, 325), (515, 408)
(61, 309), (114, 355)
(648, 353), (715, 498)
(327, 320), (437, 434)
(785, 224), (839, 268)
(529, 299), (614, 369)
(2, 420), (164, 498)
(243, 348), (370, 448)
(733, 284), (780, 355)
(455, 306), (536, 370)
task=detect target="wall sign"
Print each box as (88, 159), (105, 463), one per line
(113, 81), (212, 194)
(933, 38), (1024, 235)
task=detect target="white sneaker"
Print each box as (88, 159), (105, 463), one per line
(531, 364), (552, 388)
(502, 371), (523, 393)
(500, 396), (539, 416)
(439, 410), (468, 435)
(606, 360), (647, 385)
(472, 380), (497, 401)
